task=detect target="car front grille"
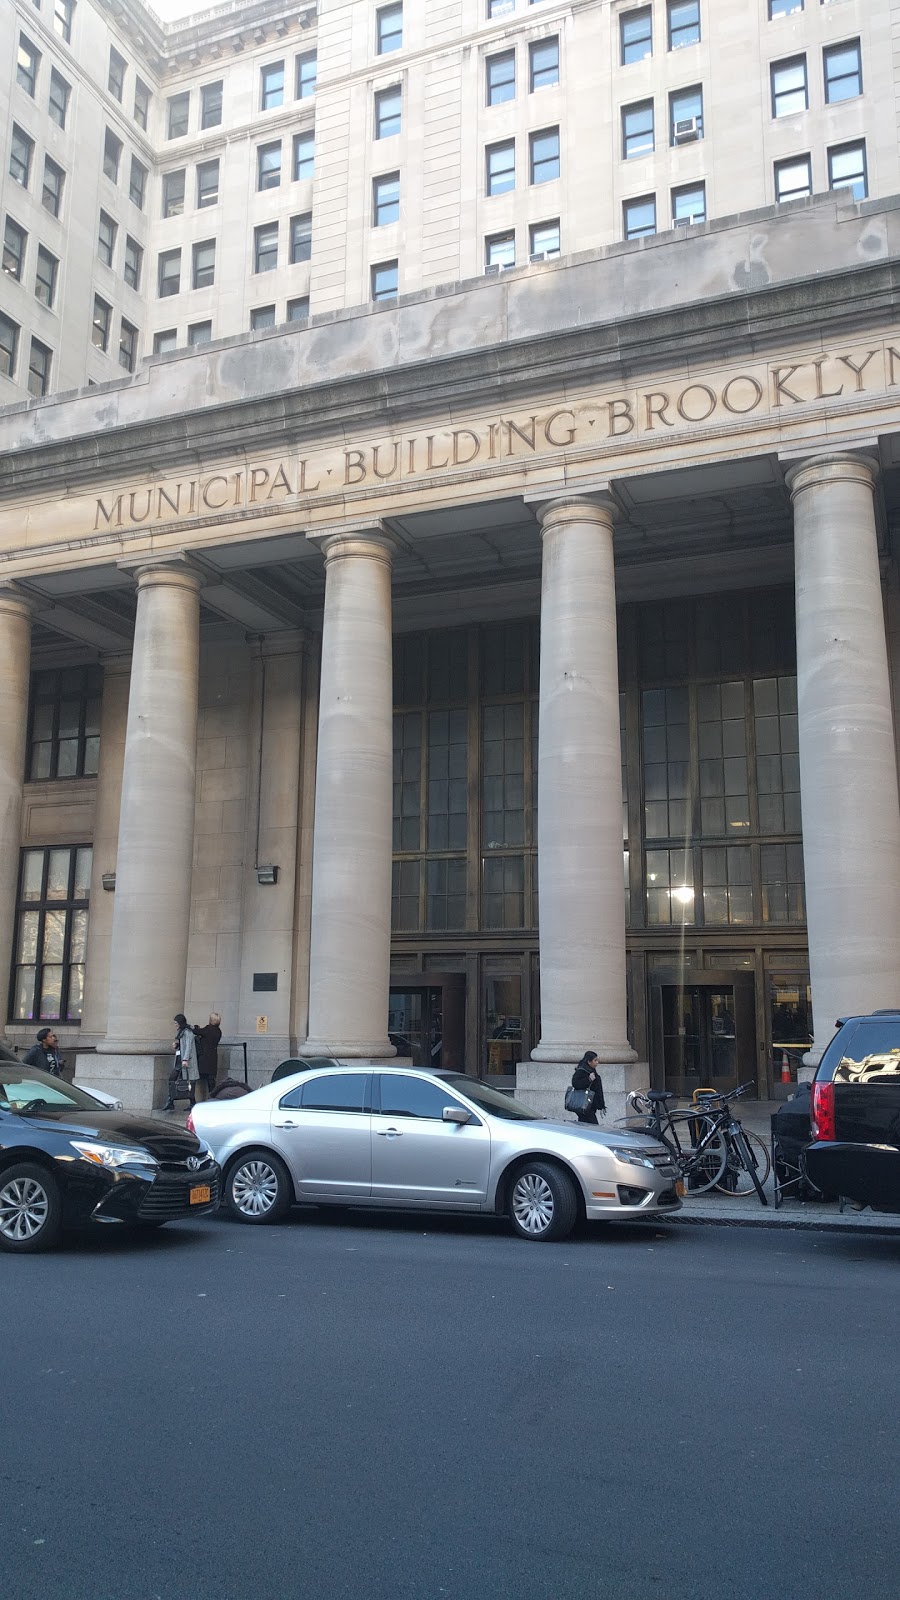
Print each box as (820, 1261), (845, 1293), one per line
(138, 1170), (220, 1218)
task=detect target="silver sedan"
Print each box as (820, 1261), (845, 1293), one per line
(190, 1066), (681, 1242)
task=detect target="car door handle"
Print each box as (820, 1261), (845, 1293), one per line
(273, 1120), (298, 1129)
(375, 1127), (402, 1137)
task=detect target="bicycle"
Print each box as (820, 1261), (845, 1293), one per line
(622, 1082), (770, 1205)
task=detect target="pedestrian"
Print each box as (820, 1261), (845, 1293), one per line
(23, 1027), (64, 1078)
(570, 1050), (606, 1125)
(194, 1012), (222, 1100)
(163, 1013), (200, 1111)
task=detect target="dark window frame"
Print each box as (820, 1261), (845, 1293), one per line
(10, 844), (93, 1025)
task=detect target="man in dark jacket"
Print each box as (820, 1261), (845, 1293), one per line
(23, 1028), (64, 1077)
(195, 1012), (222, 1100)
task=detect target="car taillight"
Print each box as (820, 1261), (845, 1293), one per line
(186, 1111), (195, 1135)
(811, 1081), (835, 1141)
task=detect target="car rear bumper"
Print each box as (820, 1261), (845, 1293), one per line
(804, 1140), (900, 1212)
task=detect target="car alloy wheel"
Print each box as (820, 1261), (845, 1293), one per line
(512, 1171), (556, 1236)
(226, 1152), (292, 1224)
(508, 1159), (578, 1242)
(0, 1163), (63, 1253)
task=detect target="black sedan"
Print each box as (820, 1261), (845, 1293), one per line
(0, 1063), (220, 1252)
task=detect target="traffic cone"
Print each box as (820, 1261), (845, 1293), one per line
(781, 1051), (792, 1085)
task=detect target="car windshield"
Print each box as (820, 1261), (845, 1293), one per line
(0, 1066), (104, 1115)
(440, 1075), (541, 1121)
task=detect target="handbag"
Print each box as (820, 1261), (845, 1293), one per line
(565, 1085), (594, 1116)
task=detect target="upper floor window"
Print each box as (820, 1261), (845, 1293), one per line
(771, 56), (808, 117)
(530, 127), (560, 184)
(670, 84), (703, 142)
(49, 69), (71, 129)
(828, 140), (867, 200)
(288, 296), (309, 322)
(769, 0), (803, 15)
(296, 51), (317, 98)
(486, 140), (515, 196)
(254, 222), (278, 273)
(486, 230), (515, 269)
(624, 193), (656, 239)
(192, 239), (216, 289)
(119, 317), (138, 372)
(35, 245), (58, 307)
(672, 181), (706, 224)
(530, 37), (559, 90)
(201, 80), (223, 128)
(373, 172), (400, 225)
(488, 0), (515, 14)
(108, 47), (126, 102)
(257, 141), (282, 191)
(124, 234), (143, 290)
(3, 219), (27, 282)
(775, 153), (812, 202)
(134, 77), (150, 129)
(623, 100), (654, 159)
(10, 127), (34, 190)
(377, 4), (403, 55)
(668, 0), (700, 50)
(91, 294), (111, 351)
(621, 7), (652, 65)
(290, 212), (312, 263)
(250, 305), (276, 331)
(0, 313), (20, 380)
(197, 159), (219, 208)
(167, 91), (190, 138)
(153, 329), (177, 354)
(260, 61), (284, 110)
(157, 248), (181, 297)
(371, 258), (398, 299)
(11, 844), (93, 1024)
(293, 131), (314, 180)
(162, 169), (186, 218)
(42, 156), (65, 217)
(17, 36), (41, 98)
(529, 218), (560, 258)
(375, 86), (402, 138)
(103, 128), (122, 182)
(824, 40), (861, 103)
(487, 51), (515, 106)
(53, 0), (75, 44)
(129, 155), (147, 209)
(188, 321), (212, 345)
(97, 209), (117, 267)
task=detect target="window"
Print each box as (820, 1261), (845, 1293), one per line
(486, 230), (515, 268)
(771, 56), (808, 116)
(257, 141), (282, 191)
(91, 294), (111, 351)
(530, 37), (559, 90)
(108, 46), (126, 102)
(124, 235), (143, 290)
(377, 4), (403, 55)
(162, 169), (185, 218)
(529, 127), (559, 184)
(824, 40), (861, 103)
(53, 0), (75, 43)
(482, 856), (525, 929)
(289, 212), (312, 263)
(196, 159), (219, 209)
(35, 246), (57, 307)
(668, 0), (700, 50)
(645, 847), (694, 926)
(133, 77), (150, 130)
(17, 36), (41, 98)
(371, 259), (398, 299)
(10, 127), (34, 189)
(157, 248), (180, 297)
(702, 846), (753, 925)
(486, 140), (515, 195)
(761, 843), (805, 923)
(129, 156), (147, 209)
(153, 329), (176, 354)
(200, 80), (223, 128)
(48, 69), (71, 129)
(260, 61), (284, 110)
(287, 295), (309, 321)
(425, 858), (466, 931)
(0, 314), (19, 380)
(775, 154), (811, 202)
(250, 305), (276, 330)
(625, 193), (656, 238)
(769, 0), (803, 15)
(488, 0), (515, 14)
(672, 182), (706, 224)
(3, 219), (27, 282)
(293, 132), (314, 180)
(254, 223), (278, 273)
(42, 156), (64, 217)
(97, 209), (117, 267)
(530, 219), (560, 258)
(188, 320), (212, 345)
(377, 1074), (460, 1120)
(487, 50), (515, 106)
(373, 172), (400, 225)
(11, 845), (93, 1023)
(375, 86), (401, 138)
(754, 676), (800, 832)
(621, 7), (652, 64)
(828, 140), (867, 200)
(167, 92), (189, 138)
(192, 239), (215, 289)
(623, 100), (654, 159)
(118, 317), (137, 372)
(294, 1073), (369, 1112)
(103, 128), (122, 183)
(670, 84), (704, 141)
(296, 50), (317, 98)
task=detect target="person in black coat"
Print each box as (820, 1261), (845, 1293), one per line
(195, 1012), (222, 1099)
(571, 1050), (606, 1125)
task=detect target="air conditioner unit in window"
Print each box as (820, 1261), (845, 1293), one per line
(673, 117), (701, 144)
(485, 261), (515, 274)
(673, 216), (695, 227)
(529, 248), (560, 263)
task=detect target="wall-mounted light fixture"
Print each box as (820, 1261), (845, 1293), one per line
(256, 865), (279, 886)
(101, 872), (116, 892)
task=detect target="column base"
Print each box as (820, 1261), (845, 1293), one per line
(530, 1041), (637, 1064)
(75, 1052), (173, 1114)
(516, 1058), (650, 1126)
(300, 1039), (396, 1059)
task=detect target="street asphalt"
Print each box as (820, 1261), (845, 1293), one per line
(4, 1206), (899, 1600)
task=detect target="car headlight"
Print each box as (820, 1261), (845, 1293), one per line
(608, 1146), (657, 1170)
(71, 1140), (158, 1170)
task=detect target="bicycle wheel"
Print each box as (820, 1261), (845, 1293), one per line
(683, 1118), (728, 1193)
(716, 1129), (770, 1202)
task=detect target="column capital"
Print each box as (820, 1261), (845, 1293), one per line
(784, 451), (879, 499)
(116, 552), (203, 595)
(316, 522), (398, 568)
(526, 487), (619, 534)
(0, 583), (35, 622)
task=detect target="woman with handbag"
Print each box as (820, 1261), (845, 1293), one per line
(568, 1050), (606, 1125)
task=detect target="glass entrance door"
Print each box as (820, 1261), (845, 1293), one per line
(388, 988), (442, 1067)
(658, 982), (751, 1097)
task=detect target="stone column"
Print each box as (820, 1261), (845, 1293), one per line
(87, 561), (201, 1106)
(79, 654), (131, 1040)
(788, 453), (900, 1062)
(517, 493), (641, 1119)
(0, 588), (32, 1020)
(302, 528), (396, 1057)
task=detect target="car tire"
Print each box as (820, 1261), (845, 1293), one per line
(0, 1162), (64, 1253)
(225, 1150), (293, 1224)
(508, 1160), (578, 1242)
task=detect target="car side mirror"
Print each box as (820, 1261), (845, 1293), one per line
(442, 1105), (471, 1124)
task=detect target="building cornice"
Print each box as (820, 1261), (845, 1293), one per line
(93, 0), (316, 76)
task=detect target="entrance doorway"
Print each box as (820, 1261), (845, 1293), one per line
(650, 972), (756, 1097)
(388, 973), (465, 1071)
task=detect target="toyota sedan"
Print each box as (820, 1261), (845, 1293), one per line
(189, 1066), (681, 1242)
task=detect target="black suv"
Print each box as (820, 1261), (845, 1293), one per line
(805, 1011), (900, 1213)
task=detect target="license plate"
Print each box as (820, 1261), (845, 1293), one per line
(189, 1185), (211, 1205)
(675, 1179), (686, 1198)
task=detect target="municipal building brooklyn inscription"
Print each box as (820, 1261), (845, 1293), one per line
(83, 336), (900, 535)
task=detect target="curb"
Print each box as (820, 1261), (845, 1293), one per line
(670, 1208), (900, 1236)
